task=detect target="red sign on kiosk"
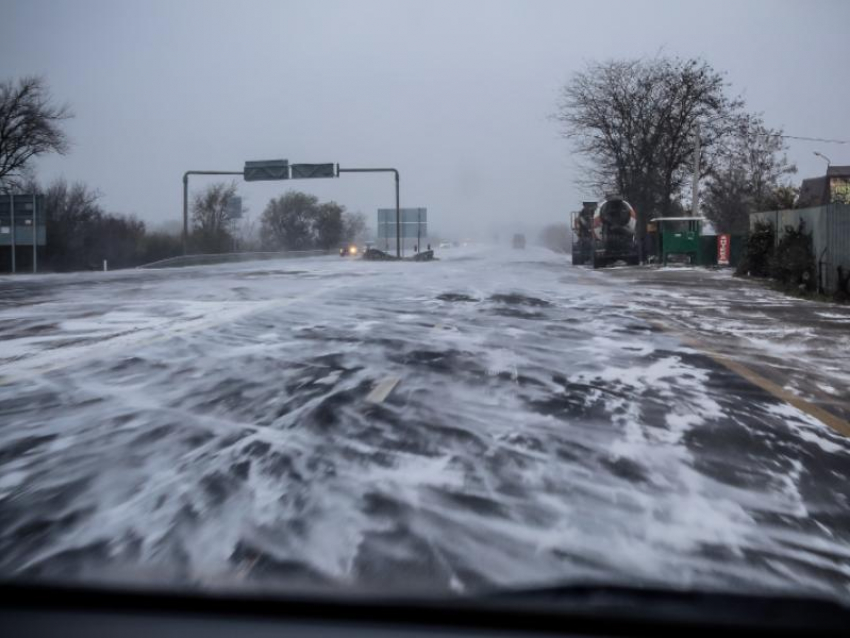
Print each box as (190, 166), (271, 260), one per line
(717, 233), (731, 266)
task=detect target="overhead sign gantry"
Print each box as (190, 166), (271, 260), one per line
(182, 160), (401, 257)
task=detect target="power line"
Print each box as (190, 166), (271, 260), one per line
(699, 115), (848, 144)
(750, 133), (849, 144)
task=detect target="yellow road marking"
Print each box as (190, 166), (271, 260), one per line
(643, 314), (850, 438)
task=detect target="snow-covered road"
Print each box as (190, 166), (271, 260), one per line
(1, 246), (849, 601)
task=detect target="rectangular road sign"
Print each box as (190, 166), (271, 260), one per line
(291, 163), (336, 179)
(226, 196), (243, 220)
(377, 208), (427, 239)
(244, 159), (289, 181)
(0, 194), (46, 246)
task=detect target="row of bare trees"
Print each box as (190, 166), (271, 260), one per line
(189, 183), (367, 254)
(0, 76), (367, 270)
(555, 56), (797, 237)
(0, 76), (184, 270)
(2, 177), (181, 271)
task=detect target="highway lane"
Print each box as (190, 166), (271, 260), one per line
(1, 246), (849, 600)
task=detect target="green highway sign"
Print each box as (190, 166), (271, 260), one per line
(377, 208), (427, 239)
(291, 163), (336, 179)
(0, 194), (46, 247)
(244, 159), (289, 181)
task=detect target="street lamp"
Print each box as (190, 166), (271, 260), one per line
(813, 151), (831, 171)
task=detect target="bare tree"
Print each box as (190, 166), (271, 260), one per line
(726, 115), (796, 211)
(313, 201), (344, 249)
(703, 115), (796, 233)
(191, 181), (240, 253)
(260, 191), (319, 250)
(259, 193), (364, 251)
(29, 178), (153, 270)
(701, 168), (752, 234)
(0, 76), (72, 188)
(555, 56), (744, 248)
(42, 179), (103, 269)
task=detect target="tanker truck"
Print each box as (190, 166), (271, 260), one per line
(570, 201), (596, 265)
(591, 197), (639, 268)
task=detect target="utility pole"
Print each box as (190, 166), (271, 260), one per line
(691, 121), (701, 217)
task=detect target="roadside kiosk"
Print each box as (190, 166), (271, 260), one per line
(651, 216), (705, 266)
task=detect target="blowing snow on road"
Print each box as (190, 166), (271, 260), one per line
(1, 247), (849, 599)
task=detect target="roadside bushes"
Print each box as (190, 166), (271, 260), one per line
(260, 191), (366, 251)
(771, 222), (815, 292)
(737, 220), (816, 294)
(736, 220), (774, 277)
(139, 231), (183, 265)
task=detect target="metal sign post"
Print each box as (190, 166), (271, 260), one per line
(2, 194), (44, 273)
(182, 170), (245, 255)
(337, 166), (401, 258)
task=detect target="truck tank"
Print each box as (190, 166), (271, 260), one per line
(591, 198), (638, 268)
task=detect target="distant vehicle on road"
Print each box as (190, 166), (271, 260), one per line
(438, 242), (452, 249)
(512, 233), (526, 249)
(591, 197), (638, 268)
(339, 245), (359, 257)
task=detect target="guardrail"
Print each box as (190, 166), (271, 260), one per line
(137, 250), (332, 270)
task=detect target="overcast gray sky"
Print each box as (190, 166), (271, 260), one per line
(2, 0), (848, 238)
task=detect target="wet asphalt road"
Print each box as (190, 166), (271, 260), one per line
(1, 246), (849, 600)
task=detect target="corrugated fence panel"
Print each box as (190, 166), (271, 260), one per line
(825, 204), (850, 294)
(750, 204), (850, 294)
